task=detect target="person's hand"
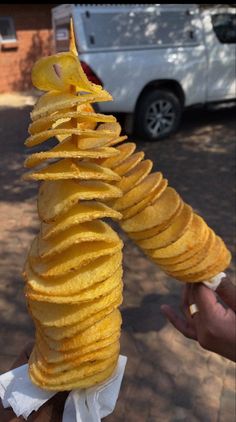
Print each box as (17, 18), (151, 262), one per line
(0, 343), (68, 422)
(161, 277), (236, 362)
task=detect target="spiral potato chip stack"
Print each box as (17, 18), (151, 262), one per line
(100, 143), (231, 282)
(22, 22), (231, 392)
(23, 28), (126, 390)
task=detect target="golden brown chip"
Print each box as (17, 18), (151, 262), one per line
(122, 178), (168, 220)
(149, 214), (207, 260)
(174, 242), (231, 282)
(108, 135), (128, 147)
(30, 237), (123, 279)
(29, 110), (116, 135)
(138, 203), (193, 250)
(127, 203), (181, 241)
(113, 152), (145, 176)
(26, 265), (122, 304)
(39, 297), (122, 339)
(112, 172), (163, 212)
(121, 187), (181, 233)
(116, 159), (153, 194)
(155, 224), (209, 266)
(34, 306), (121, 339)
(25, 252), (122, 295)
(38, 180), (122, 223)
(31, 91), (111, 121)
(24, 159), (121, 182)
(35, 341), (120, 374)
(29, 346), (118, 390)
(41, 201), (121, 240)
(24, 144), (119, 168)
(163, 228), (213, 273)
(31, 52), (103, 94)
(38, 220), (120, 260)
(101, 143), (136, 168)
(169, 235), (223, 277)
(36, 330), (121, 363)
(25, 126), (113, 147)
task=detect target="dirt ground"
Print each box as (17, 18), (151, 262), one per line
(0, 94), (235, 421)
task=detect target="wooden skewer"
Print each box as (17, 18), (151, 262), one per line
(70, 18), (78, 56)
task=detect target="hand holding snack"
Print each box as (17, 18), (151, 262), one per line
(161, 278), (236, 362)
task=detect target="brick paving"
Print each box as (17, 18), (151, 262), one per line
(0, 95), (235, 421)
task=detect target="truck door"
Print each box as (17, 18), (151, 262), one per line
(202, 9), (236, 102)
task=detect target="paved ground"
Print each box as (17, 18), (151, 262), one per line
(0, 94), (235, 421)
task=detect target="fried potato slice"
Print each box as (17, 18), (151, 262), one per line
(36, 330), (120, 363)
(25, 126), (113, 147)
(30, 238), (123, 279)
(154, 224), (209, 266)
(112, 172), (163, 212)
(41, 201), (121, 240)
(26, 264), (122, 304)
(34, 306), (121, 339)
(101, 143), (136, 168)
(138, 203), (193, 250)
(97, 122), (121, 136)
(24, 144), (119, 168)
(108, 135), (128, 147)
(25, 252), (122, 295)
(29, 351), (118, 390)
(174, 241), (231, 282)
(29, 285), (122, 329)
(169, 235), (223, 277)
(38, 220), (121, 260)
(38, 180), (122, 223)
(116, 159), (153, 194)
(39, 297), (122, 339)
(149, 214), (207, 260)
(122, 178), (168, 220)
(29, 109), (116, 135)
(162, 228), (213, 273)
(24, 159), (121, 182)
(32, 52), (104, 94)
(127, 201), (182, 241)
(113, 152), (145, 176)
(31, 91), (111, 121)
(35, 341), (120, 374)
(121, 187), (181, 233)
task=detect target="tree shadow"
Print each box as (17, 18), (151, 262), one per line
(121, 293), (173, 333)
(11, 31), (52, 92)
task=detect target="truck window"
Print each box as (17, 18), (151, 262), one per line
(82, 8), (197, 49)
(211, 13), (236, 44)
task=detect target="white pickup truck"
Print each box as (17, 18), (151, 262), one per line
(52, 4), (236, 141)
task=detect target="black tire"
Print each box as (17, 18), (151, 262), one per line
(135, 89), (183, 141)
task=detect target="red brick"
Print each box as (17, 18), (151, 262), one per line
(0, 5), (54, 92)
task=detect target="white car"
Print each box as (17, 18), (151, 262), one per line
(52, 4), (236, 141)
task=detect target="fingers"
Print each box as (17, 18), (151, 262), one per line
(161, 304), (197, 340)
(216, 276), (236, 311)
(191, 283), (218, 317)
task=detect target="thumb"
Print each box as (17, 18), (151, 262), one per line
(216, 277), (236, 311)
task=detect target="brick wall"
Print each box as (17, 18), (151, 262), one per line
(0, 4), (55, 93)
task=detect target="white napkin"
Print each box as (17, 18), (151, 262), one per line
(203, 272), (226, 291)
(0, 355), (127, 421)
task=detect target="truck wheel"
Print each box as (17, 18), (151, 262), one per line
(135, 90), (182, 141)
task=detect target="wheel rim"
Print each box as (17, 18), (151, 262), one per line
(145, 99), (175, 138)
